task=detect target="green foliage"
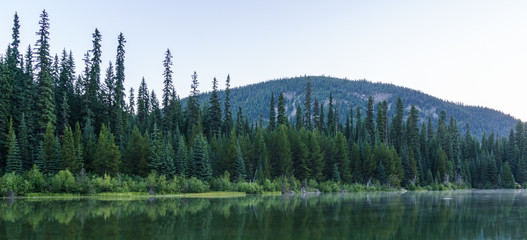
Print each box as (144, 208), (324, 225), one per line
(51, 169), (76, 193)
(94, 124), (121, 177)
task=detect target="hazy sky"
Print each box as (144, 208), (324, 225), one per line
(1, 1), (526, 120)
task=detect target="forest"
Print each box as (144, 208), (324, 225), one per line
(0, 10), (526, 196)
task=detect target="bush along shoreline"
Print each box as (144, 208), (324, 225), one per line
(0, 166), (474, 199)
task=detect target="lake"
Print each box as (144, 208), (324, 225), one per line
(0, 190), (526, 239)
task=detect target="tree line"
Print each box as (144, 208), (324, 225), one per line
(0, 10), (525, 192)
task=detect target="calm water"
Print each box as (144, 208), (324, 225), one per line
(1, 190), (526, 239)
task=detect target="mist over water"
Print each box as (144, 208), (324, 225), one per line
(0, 190), (526, 239)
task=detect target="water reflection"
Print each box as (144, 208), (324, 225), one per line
(1, 190), (527, 239)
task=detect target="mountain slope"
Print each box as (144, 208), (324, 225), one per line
(194, 76), (517, 138)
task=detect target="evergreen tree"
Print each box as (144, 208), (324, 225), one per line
(123, 126), (147, 175)
(163, 135), (176, 177)
(335, 132), (351, 183)
(206, 77), (222, 137)
(234, 142), (247, 182)
(189, 134), (211, 181)
(114, 33), (126, 111)
(391, 98), (404, 152)
(223, 75), (233, 135)
(376, 101), (388, 143)
(87, 28), (102, 127)
(175, 136), (188, 176)
(42, 121), (56, 173)
(5, 118), (22, 175)
(274, 125), (293, 176)
(61, 125), (78, 172)
(18, 114), (30, 171)
(186, 71), (201, 135)
(162, 48), (173, 132)
(94, 124), (121, 177)
(137, 78), (149, 132)
(268, 92), (276, 131)
(501, 161), (516, 188)
(304, 77), (312, 130)
(35, 10), (56, 137)
(313, 99), (320, 131)
(149, 124), (163, 173)
(295, 104), (303, 130)
(277, 92), (287, 126)
(307, 131), (324, 182)
(365, 96), (375, 141)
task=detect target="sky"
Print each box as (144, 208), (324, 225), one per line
(1, 0), (527, 120)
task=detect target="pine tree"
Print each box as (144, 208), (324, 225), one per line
(295, 104), (303, 130)
(149, 124), (163, 173)
(206, 77), (222, 137)
(186, 71), (201, 135)
(365, 96), (375, 141)
(163, 136), (176, 177)
(87, 28), (102, 127)
(175, 136), (188, 176)
(189, 134), (211, 181)
(391, 98), (404, 152)
(61, 125), (78, 172)
(304, 77), (312, 130)
(234, 142), (247, 182)
(277, 92), (287, 126)
(137, 78), (149, 133)
(124, 126), (146, 175)
(18, 113), (30, 171)
(5, 118), (22, 175)
(307, 131), (324, 182)
(94, 124), (121, 177)
(275, 125), (293, 176)
(35, 10), (56, 137)
(162, 48), (173, 132)
(376, 101), (388, 143)
(114, 33), (126, 112)
(268, 92), (276, 131)
(335, 132), (351, 183)
(501, 161), (516, 188)
(223, 75), (233, 135)
(42, 121), (56, 173)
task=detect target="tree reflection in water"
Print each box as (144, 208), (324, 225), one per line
(0, 190), (527, 239)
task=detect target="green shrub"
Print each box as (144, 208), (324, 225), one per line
(26, 165), (46, 193)
(184, 177), (210, 193)
(234, 181), (263, 194)
(51, 170), (76, 193)
(0, 172), (30, 196)
(92, 174), (118, 193)
(211, 172), (233, 191)
(319, 181), (339, 193)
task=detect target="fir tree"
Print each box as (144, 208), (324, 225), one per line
(189, 134), (211, 181)
(149, 124), (163, 173)
(268, 92), (276, 131)
(365, 96), (375, 141)
(206, 77), (222, 137)
(61, 125), (78, 172)
(277, 92), (287, 126)
(162, 48), (173, 132)
(175, 136), (188, 176)
(304, 77), (312, 130)
(43, 121), (56, 173)
(234, 142), (247, 182)
(223, 75), (233, 135)
(94, 124), (121, 177)
(35, 10), (56, 137)
(5, 118), (22, 175)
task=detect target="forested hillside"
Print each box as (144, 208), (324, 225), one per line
(0, 11), (526, 196)
(195, 76), (517, 139)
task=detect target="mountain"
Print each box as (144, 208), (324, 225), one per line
(192, 76), (518, 138)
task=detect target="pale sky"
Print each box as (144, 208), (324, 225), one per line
(1, 1), (526, 120)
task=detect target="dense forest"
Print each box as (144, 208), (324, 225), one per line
(193, 76), (517, 140)
(0, 11), (526, 195)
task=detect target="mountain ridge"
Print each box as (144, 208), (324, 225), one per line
(192, 76), (517, 138)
